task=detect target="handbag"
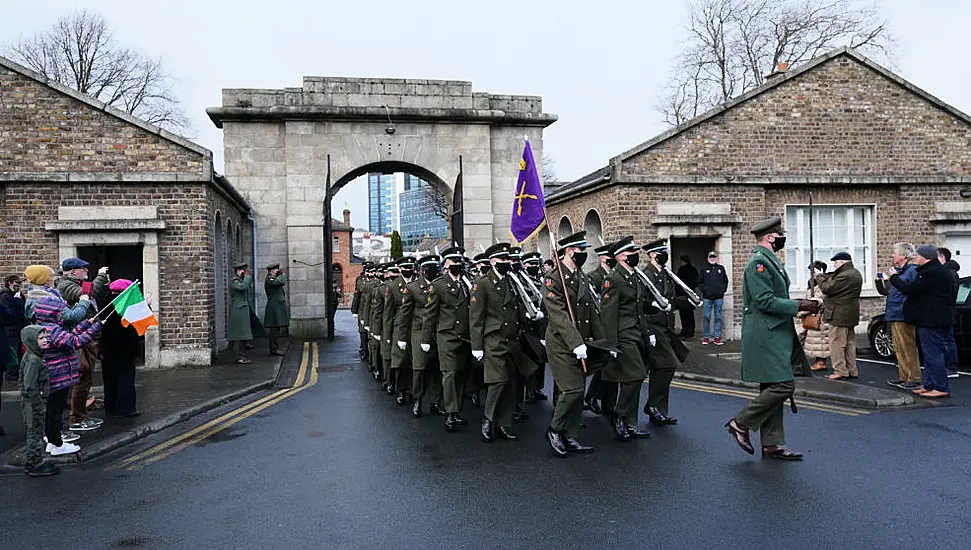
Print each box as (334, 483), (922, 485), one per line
(801, 312), (822, 331)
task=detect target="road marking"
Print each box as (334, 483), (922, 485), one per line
(670, 380), (871, 417)
(857, 358), (898, 366)
(108, 342), (318, 472)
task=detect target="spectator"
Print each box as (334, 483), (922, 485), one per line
(878, 243), (922, 391)
(100, 279), (142, 417)
(676, 255), (699, 338)
(20, 325), (58, 476)
(1, 275), (27, 380)
(698, 251), (729, 345)
(888, 244), (953, 398)
(938, 247), (961, 378)
(815, 252), (863, 380)
(56, 258), (109, 433)
(263, 264), (289, 357)
(799, 261), (831, 372)
(228, 263), (255, 364)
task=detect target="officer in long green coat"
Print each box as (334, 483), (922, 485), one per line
(470, 243), (524, 442)
(397, 255), (443, 418)
(351, 263), (372, 361)
(726, 217), (817, 461)
(600, 237), (653, 441)
(641, 239), (686, 425)
(228, 262), (255, 364)
(388, 257), (417, 405)
(423, 247), (473, 432)
(372, 265), (394, 392)
(584, 244), (615, 415)
(543, 232), (605, 457)
(263, 264), (289, 357)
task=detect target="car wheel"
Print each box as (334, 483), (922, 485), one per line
(871, 323), (895, 359)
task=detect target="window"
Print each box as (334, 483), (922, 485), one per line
(784, 205), (874, 289)
(333, 236), (340, 252)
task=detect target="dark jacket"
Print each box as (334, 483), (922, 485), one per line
(944, 260), (961, 301)
(0, 289), (25, 367)
(698, 262), (729, 300)
(876, 262), (916, 322)
(890, 259), (954, 328)
(676, 263), (699, 298)
(816, 261), (863, 327)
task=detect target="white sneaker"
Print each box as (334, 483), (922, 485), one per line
(47, 442), (81, 456)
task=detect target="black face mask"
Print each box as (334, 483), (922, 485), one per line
(448, 264), (465, 277)
(625, 253), (640, 268)
(494, 262), (511, 276)
(771, 236), (787, 252)
(572, 252), (588, 267)
(399, 269), (414, 279)
(525, 266), (540, 277)
(605, 258), (617, 269)
(423, 267), (440, 280)
(512, 262), (523, 273)
(479, 265), (491, 276)
(654, 252), (669, 266)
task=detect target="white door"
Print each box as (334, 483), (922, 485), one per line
(945, 235), (971, 277)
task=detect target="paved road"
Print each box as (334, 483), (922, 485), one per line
(4, 315), (971, 549)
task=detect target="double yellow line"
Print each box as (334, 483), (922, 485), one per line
(109, 342), (319, 471)
(670, 380), (872, 417)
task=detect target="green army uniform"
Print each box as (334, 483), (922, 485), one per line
(585, 255), (613, 411)
(396, 268), (442, 414)
(358, 275), (375, 370)
(387, 259), (416, 400)
(642, 260), (684, 420)
(369, 276), (388, 380)
(228, 266), (255, 361)
(351, 270), (369, 359)
(522, 254), (548, 401)
(423, 270), (472, 418)
(470, 245), (524, 436)
(263, 266), (289, 356)
(545, 252), (605, 442)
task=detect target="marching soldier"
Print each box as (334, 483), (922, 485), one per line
(423, 247), (473, 432)
(388, 257), (417, 405)
(726, 217), (817, 461)
(474, 253), (491, 278)
(470, 243), (523, 442)
(600, 237), (653, 441)
(522, 251), (549, 402)
(584, 244), (616, 414)
(466, 252), (491, 406)
(641, 239), (686, 425)
(263, 264), (289, 357)
(543, 232), (605, 457)
(351, 262), (372, 361)
(371, 264), (395, 392)
(397, 255), (445, 418)
(507, 246), (540, 424)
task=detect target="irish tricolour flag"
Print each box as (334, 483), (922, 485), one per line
(112, 282), (159, 335)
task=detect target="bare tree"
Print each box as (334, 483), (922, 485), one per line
(658, 0), (895, 126)
(421, 181), (449, 220)
(541, 152), (557, 184)
(7, 10), (191, 134)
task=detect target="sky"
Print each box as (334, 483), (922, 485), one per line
(5, 0), (971, 228)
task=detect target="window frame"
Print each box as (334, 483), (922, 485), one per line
(783, 202), (877, 292)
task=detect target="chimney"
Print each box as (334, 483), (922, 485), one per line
(343, 204), (351, 226)
(765, 62), (789, 81)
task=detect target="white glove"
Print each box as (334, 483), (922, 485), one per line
(79, 294), (90, 303)
(373, 334), (381, 341)
(353, 313), (358, 317)
(472, 350), (484, 361)
(397, 341), (407, 350)
(652, 301), (672, 313)
(649, 334), (657, 347)
(572, 344), (588, 360)
(540, 340), (546, 347)
(533, 311), (545, 321)
(609, 351), (618, 358)
(98, 266), (109, 276)
(420, 343), (431, 352)
(365, 326), (370, 332)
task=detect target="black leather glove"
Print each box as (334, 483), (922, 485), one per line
(797, 299), (820, 314)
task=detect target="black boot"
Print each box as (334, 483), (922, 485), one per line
(584, 397), (602, 415)
(513, 405), (529, 424)
(396, 392), (408, 406)
(497, 426), (519, 441)
(445, 414), (457, 432)
(627, 424), (651, 439)
(646, 406), (678, 425)
(564, 436), (595, 453)
(24, 462), (59, 477)
(452, 413), (468, 425)
(612, 415), (630, 442)
(480, 418), (494, 442)
(546, 428), (568, 457)
(412, 398), (423, 418)
(429, 403), (447, 417)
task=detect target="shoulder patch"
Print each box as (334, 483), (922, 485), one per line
(603, 280), (611, 289)
(472, 283), (478, 292)
(545, 279), (553, 287)
(756, 263), (765, 273)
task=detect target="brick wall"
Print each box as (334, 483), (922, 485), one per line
(333, 228), (361, 306)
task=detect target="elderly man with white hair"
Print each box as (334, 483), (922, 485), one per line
(877, 242), (922, 391)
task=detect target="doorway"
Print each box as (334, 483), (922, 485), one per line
(77, 245), (146, 363)
(669, 237), (717, 338)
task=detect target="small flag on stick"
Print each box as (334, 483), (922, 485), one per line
(112, 282), (159, 336)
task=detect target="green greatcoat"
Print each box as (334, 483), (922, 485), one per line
(263, 274), (290, 328)
(395, 276), (434, 371)
(371, 280), (390, 360)
(600, 267), (652, 383)
(358, 278), (373, 333)
(587, 265), (610, 293)
(544, 265), (605, 391)
(385, 277), (410, 369)
(741, 245), (810, 383)
(423, 274), (471, 374)
(228, 274), (254, 342)
(470, 271), (525, 384)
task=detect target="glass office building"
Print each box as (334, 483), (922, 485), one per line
(368, 173), (396, 235)
(399, 174), (447, 251)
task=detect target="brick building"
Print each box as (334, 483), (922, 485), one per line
(331, 208), (361, 307)
(546, 48), (971, 339)
(0, 55), (252, 367)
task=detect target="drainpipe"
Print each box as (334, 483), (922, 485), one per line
(248, 211), (259, 311)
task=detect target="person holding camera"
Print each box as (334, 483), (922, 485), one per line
(228, 263), (255, 364)
(814, 252), (863, 380)
(263, 264), (289, 357)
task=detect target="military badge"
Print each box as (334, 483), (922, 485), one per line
(545, 279), (553, 287)
(756, 263), (765, 273)
(603, 280), (611, 289)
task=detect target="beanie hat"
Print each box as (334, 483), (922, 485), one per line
(24, 265), (53, 286)
(109, 279), (134, 293)
(917, 244), (939, 261)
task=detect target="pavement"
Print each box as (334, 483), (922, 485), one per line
(0, 336), (288, 469)
(3, 310), (971, 549)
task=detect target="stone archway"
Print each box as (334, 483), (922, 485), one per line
(558, 216), (573, 240)
(210, 76), (556, 339)
(583, 209), (603, 246)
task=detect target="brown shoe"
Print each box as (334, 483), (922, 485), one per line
(762, 445), (803, 461)
(725, 419), (754, 455)
(826, 373), (847, 380)
(920, 390), (951, 398)
(810, 362), (828, 371)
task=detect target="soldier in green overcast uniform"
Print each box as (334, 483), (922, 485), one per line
(388, 257), (416, 404)
(470, 243), (524, 442)
(228, 262), (255, 364)
(423, 247), (473, 432)
(726, 217), (817, 461)
(263, 263), (289, 357)
(351, 262), (372, 361)
(600, 237), (652, 441)
(372, 264), (394, 391)
(641, 239), (686, 426)
(522, 251), (549, 403)
(398, 255), (444, 418)
(584, 244), (615, 415)
(543, 232), (605, 457)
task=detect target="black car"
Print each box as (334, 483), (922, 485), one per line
(867, 276), (971, 363)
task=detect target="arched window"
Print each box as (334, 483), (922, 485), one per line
(558, 216), (573, 240)
(537, 227), (551, 256)
(583, 209), (603, 247)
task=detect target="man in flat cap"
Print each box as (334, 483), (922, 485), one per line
(543, 231), (605, 456)
(352, 262), (373, 362)
(388, 257), (418, 405)
(583, 244), (615, 415)
(470, 242), (524, 442)
(423, 247), (474, 431)
(814, 252), (863, 380)
(726, 217), (818, 461)
(397, 255), (445, 418)
(228, 262), (255, 364)
(640, 238), (685, 427)
(263, 264), (289, 357)
(600, 236), (652, 441)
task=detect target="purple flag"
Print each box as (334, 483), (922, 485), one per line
(509, 140), (546, 244)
